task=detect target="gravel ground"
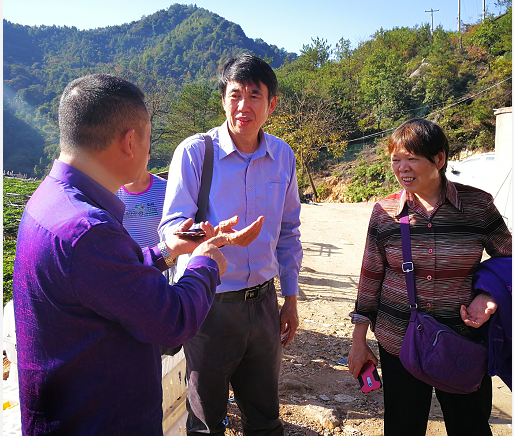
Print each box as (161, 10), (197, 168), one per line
(225, 202), (512, 436)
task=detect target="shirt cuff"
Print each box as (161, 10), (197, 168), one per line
(279, 277), (299, 297)
(186, 256), (222, 286)
(350, 312), (373, 327)
(147, 245), (169, 272)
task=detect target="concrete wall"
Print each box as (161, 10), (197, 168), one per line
(493, 107), (512, 231)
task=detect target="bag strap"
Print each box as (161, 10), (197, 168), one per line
(195, 134), (214, 223)
(399, 206), (418, 321)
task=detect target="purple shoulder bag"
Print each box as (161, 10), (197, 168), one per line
(397, 208), (488, 394)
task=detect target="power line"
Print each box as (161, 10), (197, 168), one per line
(345, 75), (512, 145)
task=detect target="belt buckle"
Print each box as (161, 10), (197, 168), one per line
(245, 286), (259, 300)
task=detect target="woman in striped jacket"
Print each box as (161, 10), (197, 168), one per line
(347, 118), (511, 436)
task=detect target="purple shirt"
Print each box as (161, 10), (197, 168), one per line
(13, 159), (219, 436)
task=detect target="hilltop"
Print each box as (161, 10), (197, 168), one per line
(2, 4), (511, 190)
(3, 3), (296, 175)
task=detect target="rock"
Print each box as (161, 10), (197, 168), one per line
(304, 404), (340, 430)
(279, 374), (312, 392)
(342, 426), (362, 435)
(318, 394), (330, 401)
(334, 394), (356, 403)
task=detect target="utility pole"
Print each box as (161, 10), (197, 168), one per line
(458, 0), (462, 48)
(425, 8), (440, 34)
(458, 0), (461, 33)
(483, 0), (486, 21)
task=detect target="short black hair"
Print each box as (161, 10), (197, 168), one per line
(59, 74), (148, 153)
(219, 53), (278, 103)
(389, 118), (449, 176)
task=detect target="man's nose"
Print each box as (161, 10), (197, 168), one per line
(237, 97), (250, 111)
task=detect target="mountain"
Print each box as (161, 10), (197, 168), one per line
(3, 3), (297, 176)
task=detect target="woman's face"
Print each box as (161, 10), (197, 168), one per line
(391, 147), (445, 198)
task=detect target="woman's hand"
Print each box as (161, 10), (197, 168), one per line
(347, 323), (378, 379)
(460, 292), (497, 328)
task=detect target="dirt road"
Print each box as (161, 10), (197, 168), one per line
(261, 202), (511, 436)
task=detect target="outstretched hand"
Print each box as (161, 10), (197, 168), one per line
(211, 215), (264, 248)
(190, 216), (264, 276)
(166, 218), (217, 257)
(460, 292), (498, 328)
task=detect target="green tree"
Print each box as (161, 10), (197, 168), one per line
(266, 88), (346, 201)
(299, 37), (332, 69)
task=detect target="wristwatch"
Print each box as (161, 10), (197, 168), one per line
(158, 242), (177, 269)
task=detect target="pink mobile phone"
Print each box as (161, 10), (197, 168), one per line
(357, 361), (382, 393)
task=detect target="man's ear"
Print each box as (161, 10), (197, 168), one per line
(268, 96), (277, 116)
(120, 129), (136, 158)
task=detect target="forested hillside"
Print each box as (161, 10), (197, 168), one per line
(268, 10), (512, 199)
(2, 5), (512, 306)
(3, 3), (295, 175)
(3, 3), (512, 184)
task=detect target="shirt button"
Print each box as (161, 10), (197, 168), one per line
(251, 260), (255, 263)
(427, 303), (432, 308)
(428, 223), (432, 228)
(248, 187), (252, 191)
(428, 249), (433, 254)
(249, 211), (253, 215)
(427, 275), (432, 280)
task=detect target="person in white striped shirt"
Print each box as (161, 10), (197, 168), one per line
(116, 153), (167, 248)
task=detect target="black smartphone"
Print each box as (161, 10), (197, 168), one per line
(173, 229), (206, 237)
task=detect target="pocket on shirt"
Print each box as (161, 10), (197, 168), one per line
(265, 180), (288, 225)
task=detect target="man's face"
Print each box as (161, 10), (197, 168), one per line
(222, 79), (277, 148)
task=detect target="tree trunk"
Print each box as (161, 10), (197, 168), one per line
(304, 162), (318, 202)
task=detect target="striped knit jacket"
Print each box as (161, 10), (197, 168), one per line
(351, 180), (512, 356)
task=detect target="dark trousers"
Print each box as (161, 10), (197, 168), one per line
(379, 344), (493, 436)
(184, 282), (283, 436)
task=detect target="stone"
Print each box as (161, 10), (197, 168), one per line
(342, 426), (362, 435)
(304, 404), (340, 430)
(334, 394), (356, 403)
(279, 374), (312, 392)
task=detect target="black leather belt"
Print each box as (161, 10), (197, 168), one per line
(214, 280), (272, 301)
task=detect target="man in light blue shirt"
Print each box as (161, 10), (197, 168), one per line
(159, 54), (302, 436)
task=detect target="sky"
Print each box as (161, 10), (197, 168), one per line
(3, 0), (506, 54)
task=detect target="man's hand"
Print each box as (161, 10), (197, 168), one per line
(280, 295), (299, 347)
(165, 218), (217, 258)
(192, 241), (227, 276)
(165, 216), (263, 274)
(214, 216), (264, 247)
(460, 292), (498, 328)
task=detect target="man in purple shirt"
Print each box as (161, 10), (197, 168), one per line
(12, 74), (263, 436)
(159, 54), (302, 435)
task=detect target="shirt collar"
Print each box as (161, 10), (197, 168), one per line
(50, 159), (126, 223)
(218, 121), (274, 161)
(395, 178), (462, 217)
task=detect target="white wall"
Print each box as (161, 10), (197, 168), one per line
(493, 107), (512, 231)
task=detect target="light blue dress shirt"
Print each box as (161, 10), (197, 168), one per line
(159, 121), (303, 296)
